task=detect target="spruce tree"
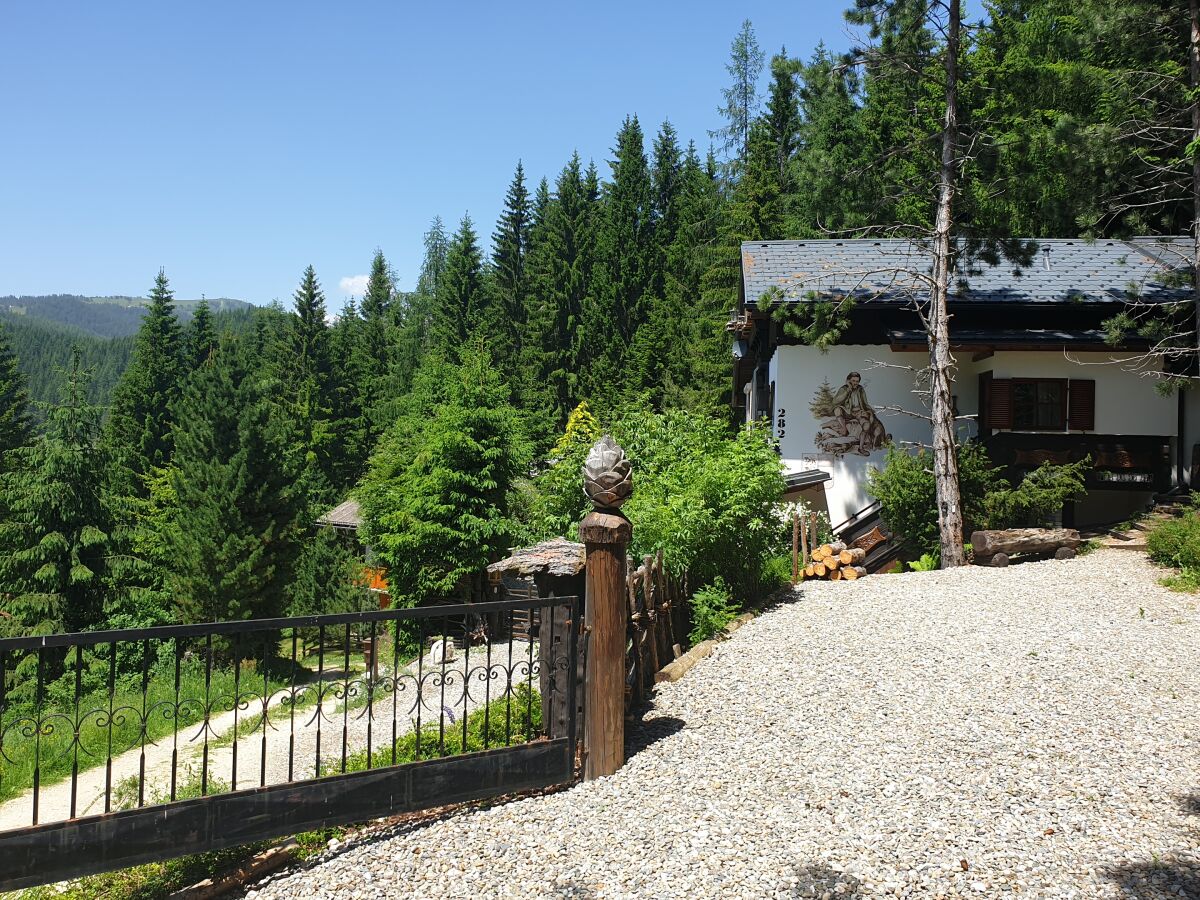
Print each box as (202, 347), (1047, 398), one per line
(166, 337), (302, 624)
(359, 345), (526, 605)
(0, 351), (109, 647)
(287, 265), (336, 503)
(105, 270), (185, 494)
(764, 49), (802, 194)
(287, 526), (370, 616)
(431, 215), (485, 357)
(585, 116), (656, 407)
(711, 19), (766, 172)
(187, 296), (216, 368)
(491, 161), (533, 370)
(525, 154), (598, 433)
(0, 321), (31, 460)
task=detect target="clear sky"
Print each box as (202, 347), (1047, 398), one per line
(1, 1), (857, 310)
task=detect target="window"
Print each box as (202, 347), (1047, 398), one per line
(981, 377), (1095, 432)
(1011, 379), (1066, 430)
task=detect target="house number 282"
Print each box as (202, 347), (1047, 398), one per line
(777, 407), (786, 438)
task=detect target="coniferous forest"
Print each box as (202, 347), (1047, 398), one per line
(0, 1), (1194, 646)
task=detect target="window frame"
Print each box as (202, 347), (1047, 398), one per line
(1009, 377), (1068, 431)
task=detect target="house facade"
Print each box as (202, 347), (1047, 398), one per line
(732, 238), (1194, 530)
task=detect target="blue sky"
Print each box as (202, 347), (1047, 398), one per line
(1, 2), (857, 310)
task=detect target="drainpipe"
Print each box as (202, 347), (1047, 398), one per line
(743, 382), (753, 430)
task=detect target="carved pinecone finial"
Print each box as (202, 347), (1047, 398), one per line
(582, 435), (632, 510)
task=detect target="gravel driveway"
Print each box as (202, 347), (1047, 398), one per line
(246, 550), (1200, 899)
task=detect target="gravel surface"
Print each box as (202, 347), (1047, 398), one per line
(246, 550), (1200, 899)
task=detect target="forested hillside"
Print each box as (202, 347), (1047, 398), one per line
(0, 294), (251, 338)
(0, 0), (1193, 651)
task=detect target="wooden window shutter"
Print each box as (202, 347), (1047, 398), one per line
(986, 378), (1013, 429)
(1067, 379), (1096, 431)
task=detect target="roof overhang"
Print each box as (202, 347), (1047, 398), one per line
(887, 328), (1149, 353)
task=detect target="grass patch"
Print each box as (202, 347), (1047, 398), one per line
(1160, 567), (1200, 593)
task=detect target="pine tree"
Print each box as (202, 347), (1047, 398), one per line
(432, 215), (486, 357)
(105, 270), (185, 494)
(491, 161), (533, 373)
(764, 49), (802, 186)
(0, 351), (109, 647)
(585, 116), (656, 407)
(287, 526), (370, 616)
(287, 265), (336, 503)
(187, 296), (216, 368)
(711, 19), (766, 172)
(166, 337), (302, 624)
(361, 249), (394, 324)
(358, 345), (526, 605)
(0, 322), (31, 461)
(525, 155), (599, 433)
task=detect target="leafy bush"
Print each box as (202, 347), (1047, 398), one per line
(689, 578), (738, 643)
(1147, 506), (1200, 572)
(868, 443), (1090, 558)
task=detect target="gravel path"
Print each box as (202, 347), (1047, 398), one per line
(244, 550), (1200, 899)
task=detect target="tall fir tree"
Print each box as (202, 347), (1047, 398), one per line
(286, 265), (336, 504)
(585, 116), (656, 407)
(525, 154), (599, 436)
(187, 296), (216, 368)
(763, 49), (803, 191)
(105, 270), (185, 495)
(491, 161), (533, 374)
(0, 322), (31, 461)
(165, 337), (302, 624)
(711, 19), (766, 172)
(431, 215), (486, 357)
(0, 351), (109, 650)
(358, 345), (527, 605)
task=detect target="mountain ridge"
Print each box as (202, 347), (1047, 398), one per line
(0, 294), (253, 339)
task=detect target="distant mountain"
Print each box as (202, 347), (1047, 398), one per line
(0, 294), (253, 339)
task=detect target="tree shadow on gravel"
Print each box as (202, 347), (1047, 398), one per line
(1102, 794), (1200, 899)
(624, 715), (685, 758)
(788, 863), (862, 898)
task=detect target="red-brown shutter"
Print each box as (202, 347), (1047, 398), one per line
(986, 378), (1013, 429)
(1067, 379), (1096, 431)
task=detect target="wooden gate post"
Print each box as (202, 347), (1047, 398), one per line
(580, 435), (633, 780)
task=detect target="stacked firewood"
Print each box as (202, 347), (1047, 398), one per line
(803, 541), (868, 581)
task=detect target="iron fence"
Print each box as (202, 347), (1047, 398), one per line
(0, 595), (581, 891)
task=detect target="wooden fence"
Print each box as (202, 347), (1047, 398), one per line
(624, 549), (686, 714)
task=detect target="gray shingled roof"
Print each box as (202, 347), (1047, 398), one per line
(741, 237), (1192, 307)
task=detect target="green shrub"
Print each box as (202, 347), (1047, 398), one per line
(689, 578), (738, 644)
(1147, 508), (1200, 571)
(869, 443), (1090, 558)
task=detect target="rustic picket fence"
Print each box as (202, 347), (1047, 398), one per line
(624, 550), (686, 713)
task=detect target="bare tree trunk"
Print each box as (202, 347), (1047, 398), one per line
(1190, 0), (1200, 354)
(929, 0), (966, 568)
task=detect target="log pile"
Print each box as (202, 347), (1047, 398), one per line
(802, 541), (869, 582)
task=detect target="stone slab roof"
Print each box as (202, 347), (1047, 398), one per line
(317, 499), (362, 529)
(741, 237), (1192, 307)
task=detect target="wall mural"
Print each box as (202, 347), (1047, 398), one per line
(810, 371), (891, 457)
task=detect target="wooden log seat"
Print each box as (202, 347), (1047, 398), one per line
(971, 528), (1081, 565)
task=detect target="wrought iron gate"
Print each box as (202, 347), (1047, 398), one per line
(0, 595), (581, 891)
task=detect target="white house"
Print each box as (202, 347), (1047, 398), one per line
(731, 237), (1194, 532)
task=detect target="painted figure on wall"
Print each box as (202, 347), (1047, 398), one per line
(810, 372), (891, 457)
